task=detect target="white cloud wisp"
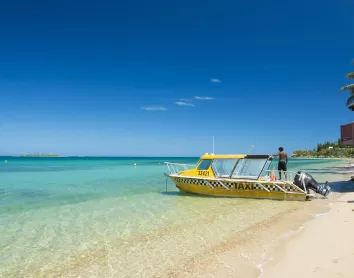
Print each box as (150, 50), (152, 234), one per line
(211, 78), (221, 83)
(174, 101), (195, 107)
(141, 106), (167, 111)
(194, 96), (215, 100)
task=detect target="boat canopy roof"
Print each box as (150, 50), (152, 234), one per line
(200, 153), (246, 159)
(200, 153), (273, 160)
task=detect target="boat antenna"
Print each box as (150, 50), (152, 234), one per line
(212, 136), (214, 154)
(248, 145), (254, 154)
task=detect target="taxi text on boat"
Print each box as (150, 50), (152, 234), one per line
(164, 153), (332, 201)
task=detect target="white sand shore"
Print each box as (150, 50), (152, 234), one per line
(262, 191), (354, 278)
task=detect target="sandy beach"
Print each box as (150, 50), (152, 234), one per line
(262, 191), (354, 278)
(163, 160), (354, 278)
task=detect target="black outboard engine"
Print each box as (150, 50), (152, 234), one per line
(293, 171), (332, 197)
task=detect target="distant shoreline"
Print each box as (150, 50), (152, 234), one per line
(20, 155), (60, 157)
(290, 157), (350, 160)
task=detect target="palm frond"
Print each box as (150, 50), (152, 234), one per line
(346, 72), (354, 79)
(339, 84), (354, 94)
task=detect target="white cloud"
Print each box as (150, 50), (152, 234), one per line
(211, 78), (221, 83)
(194, 96), (215, 100)
(141, 106), (167, 111)
(174, 101), (195, 107)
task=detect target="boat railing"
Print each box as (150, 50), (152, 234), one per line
(261, 169), (298, 181)
(164, 162), (195, 175)
(262, 169), (307, 193)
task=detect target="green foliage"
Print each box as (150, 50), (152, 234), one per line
(340, 84), (354, 95)
(317, 141), (338, 151)
(292, 139), (354, 158)
(339, 61), (354, 107)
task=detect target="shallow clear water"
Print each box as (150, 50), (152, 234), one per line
(0, 157), (346, 277)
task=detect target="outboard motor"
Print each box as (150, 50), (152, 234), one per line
(293, 171), (332, 197)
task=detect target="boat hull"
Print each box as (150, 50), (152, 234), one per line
(170, 176), (307, 201)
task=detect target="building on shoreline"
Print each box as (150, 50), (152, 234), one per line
(340, 122), (354, 146)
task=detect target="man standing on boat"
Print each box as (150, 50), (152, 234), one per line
(273, 147), (288, 180)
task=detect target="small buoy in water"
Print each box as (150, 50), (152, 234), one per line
(133, 163), (136, 166)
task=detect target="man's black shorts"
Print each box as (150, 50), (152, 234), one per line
(278, 161), (287, 171)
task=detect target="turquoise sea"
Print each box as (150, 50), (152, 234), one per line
(0, 157), (347, 277)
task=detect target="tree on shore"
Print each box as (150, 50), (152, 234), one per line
(340, 61), (354, 111)
(292, 139), (354, 158)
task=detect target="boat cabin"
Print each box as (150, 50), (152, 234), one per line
(180, 153), (274, 180)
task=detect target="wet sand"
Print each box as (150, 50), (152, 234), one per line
(162, 197), (330, 278)
(262, 191), (354, 278)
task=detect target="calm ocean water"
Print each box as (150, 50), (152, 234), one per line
(0, 157), (346, 277)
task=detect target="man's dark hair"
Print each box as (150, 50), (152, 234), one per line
(279, 147), (284, 151)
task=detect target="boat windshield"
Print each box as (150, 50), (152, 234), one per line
(212, 158), (239, 178)
(231, 158), (268, 179)
(259, 159), (273, 180)
(197, 159), (213, 170)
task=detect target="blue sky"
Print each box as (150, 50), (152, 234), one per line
(0, 0), (354, 156)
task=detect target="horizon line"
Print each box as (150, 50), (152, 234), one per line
(0, 155), (201, 158)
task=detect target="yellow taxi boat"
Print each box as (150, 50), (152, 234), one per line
(164, 153), (332, 201)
